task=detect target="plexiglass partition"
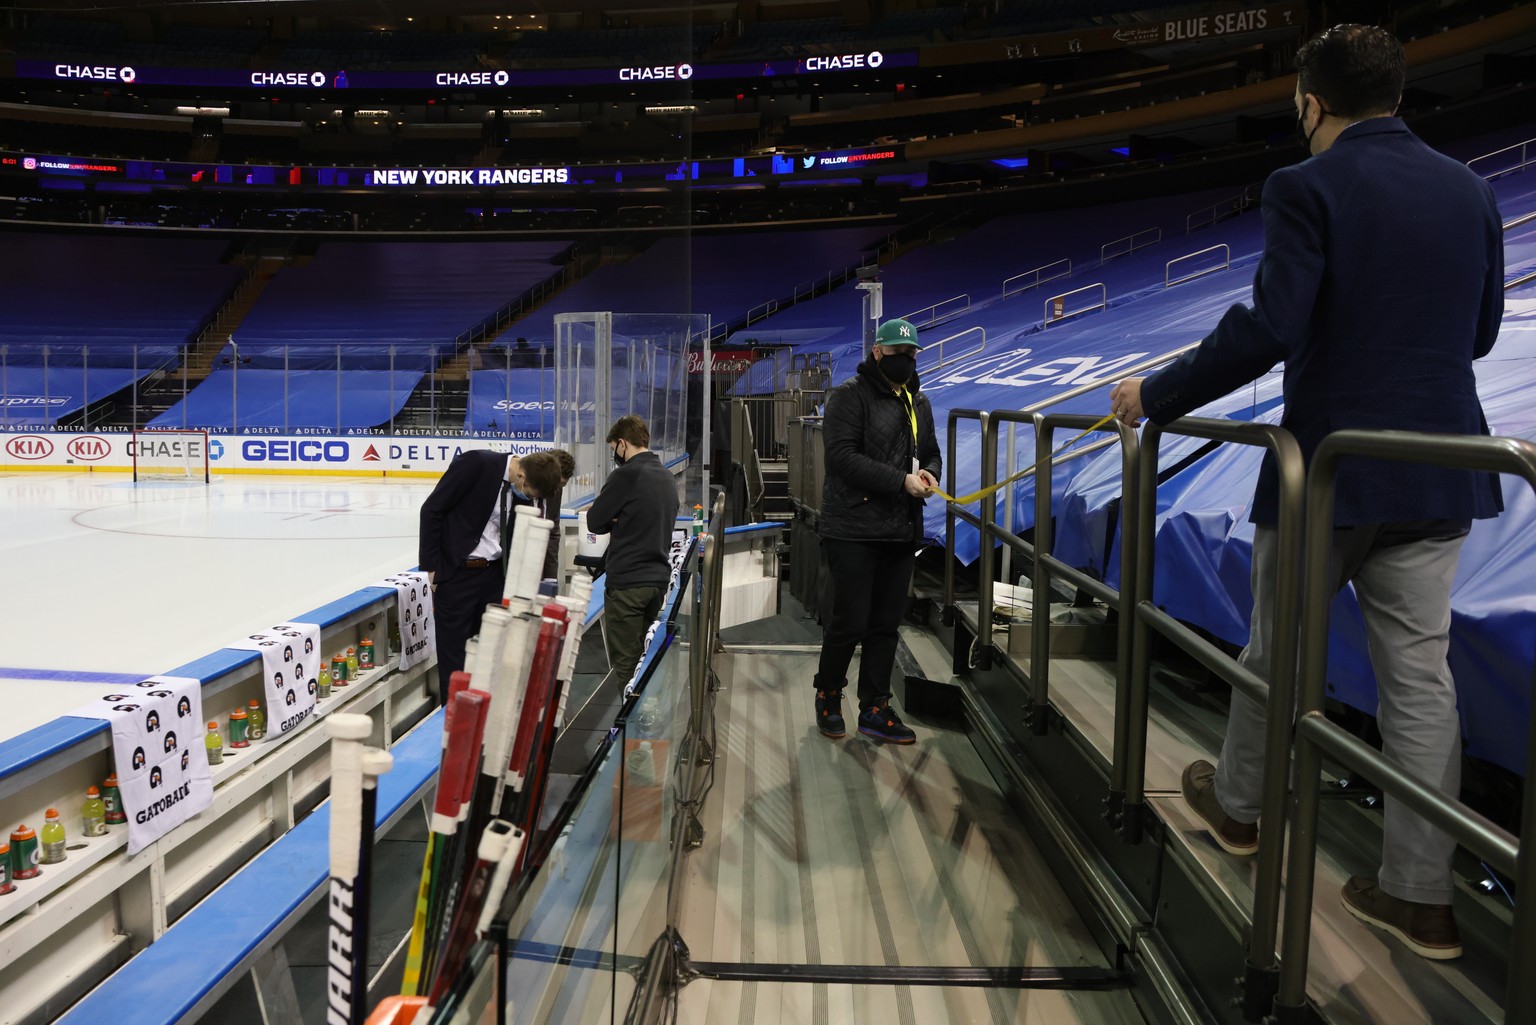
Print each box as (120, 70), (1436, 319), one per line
(554, 312), (704, 506)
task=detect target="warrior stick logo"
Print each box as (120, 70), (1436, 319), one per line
(326, 879), (357, 1025)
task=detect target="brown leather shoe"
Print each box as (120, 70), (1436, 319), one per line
(1180, 760), (1258, 856)
(1340, 876), (1462, 960)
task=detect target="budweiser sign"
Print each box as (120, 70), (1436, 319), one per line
(688, 350), (755, 374)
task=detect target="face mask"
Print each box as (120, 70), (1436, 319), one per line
(879, 352), (916, 384)
(612, 445), (626, 467)
(1296, 97), (1330, 156)
(510, 483), (531, 501)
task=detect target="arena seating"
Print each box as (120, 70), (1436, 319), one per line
(0, 233), (243, 369)
(148, 367), (423, 432)
(230, 240), (572, 371)
(497, 227), (889, 349)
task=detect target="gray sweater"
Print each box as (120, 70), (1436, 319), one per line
(587, 451), (680, 590)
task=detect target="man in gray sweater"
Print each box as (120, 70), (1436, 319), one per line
(587, 415), (680, 684)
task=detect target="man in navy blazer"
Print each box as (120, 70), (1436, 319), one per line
(1112, 25), (1503, 959)
(419, 448), (566, 699)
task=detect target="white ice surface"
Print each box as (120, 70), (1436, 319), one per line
(0, 472), (435, 743)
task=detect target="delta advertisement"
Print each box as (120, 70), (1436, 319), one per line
(0, 431), (553, 476)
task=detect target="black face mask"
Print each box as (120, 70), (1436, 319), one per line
(879, 352), (916, 384)
(1296, 97), (1331, 156)
(612, 446), (626, 467)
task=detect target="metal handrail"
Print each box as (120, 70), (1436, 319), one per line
(1100, 227), (1161, 265)
(1469, 137), (1536, 181)
(1274, 431), (1536, 1025)
(1184, 185), (1259, 234)
(1127, 417), (1303, 1020)
(922, 325), (986, 372)
(1043, 282), (1107, 326)
(1165, 244), (1231, 287)
(745, 298), (778, 324)
(1002, 258), (1071, 298)
(1027, 415), (1139, 741)
(971, 429), (1120, 670)
(902, 292), (971, 328)
(941, 341), (1201, 618)
(943, 409), (990, 628)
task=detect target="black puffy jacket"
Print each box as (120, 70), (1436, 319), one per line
(818, 359), (942, 543)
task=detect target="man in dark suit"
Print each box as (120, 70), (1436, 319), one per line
(419, 448), (567, 698)
(1111, 25), (1502, 959)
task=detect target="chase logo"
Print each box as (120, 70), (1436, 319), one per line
(208, 438), (224, 461)
(494, 70), (509, 86)
(120, 66), (137, 83)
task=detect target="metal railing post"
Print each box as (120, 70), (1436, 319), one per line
(976, 412), (997, 669)
(1128, 417), (1303, 1013)
(1029, 415), (1054, 735)
(1274, 431), (1536, 1024)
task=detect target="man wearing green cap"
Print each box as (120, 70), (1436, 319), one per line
(812, 317), (941, 743)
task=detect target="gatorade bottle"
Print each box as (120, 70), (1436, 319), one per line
(205, 722), (224, 765)
(317, 664), (332, 700)
(39, 809), (65, 865)
(346, 646), (359, 679)
(102, 774), (126, 825)
(692, 503), (704, 536)
(81, 786), (107, 837)
(247, 699), (266, 741)
(229, 707), (250, 748)
(10, 825), (39, 879)
(0, 840), (12, 895)
(332, 653), (348, 687)
(359, 638), (375, 670)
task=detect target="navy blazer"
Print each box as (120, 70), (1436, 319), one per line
(419, 449), (544, 583)
(1140, 118), (1504, 526)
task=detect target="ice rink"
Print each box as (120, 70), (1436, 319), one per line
(0, 471), (434, 742)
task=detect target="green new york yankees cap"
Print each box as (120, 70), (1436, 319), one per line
(874, 318), (922, 350)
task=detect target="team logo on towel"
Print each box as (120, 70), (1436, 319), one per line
(145, 710), (161, 732)
(133, 747), (146, 770)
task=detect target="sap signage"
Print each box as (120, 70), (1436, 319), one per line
(16, 50), (915, 91)
(0, 432), (552, 474)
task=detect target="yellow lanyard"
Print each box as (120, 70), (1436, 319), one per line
(929, 412), (1118, 505)
(898, 387), (917, 446)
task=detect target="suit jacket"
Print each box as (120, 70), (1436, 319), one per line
(419, 449), (555, 585)
(1140, 118), (1504, 526)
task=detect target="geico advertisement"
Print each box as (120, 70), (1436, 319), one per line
(0, 432), (551, 474)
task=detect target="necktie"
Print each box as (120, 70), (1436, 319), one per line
(498, 480), (511, 558)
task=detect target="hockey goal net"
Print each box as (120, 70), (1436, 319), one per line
(132, 429), (212, 483)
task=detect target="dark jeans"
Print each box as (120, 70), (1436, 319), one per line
(813, 539), (915, 708)
(432, 561), (504, 700)
(604, 584), (663, 685)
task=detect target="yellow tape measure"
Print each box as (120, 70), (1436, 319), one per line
(929, 412), (1119, 505)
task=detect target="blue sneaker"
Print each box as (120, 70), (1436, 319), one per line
(858, 702), (916, 744)
(815, 689), (846, 739)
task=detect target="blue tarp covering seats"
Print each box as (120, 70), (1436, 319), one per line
(467, 368), (556, 437)
(0, 364), (154, 426)
(499, 228), (890, 347)
(149, 366), (423, 431)
(232, 240), (571, 369)
(1010, 173), (1536, 777)
(0, 233), (242, 367)
(731, 188), (1247, 364)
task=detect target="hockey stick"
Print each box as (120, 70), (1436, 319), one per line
(324, 714), (375, 1025)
